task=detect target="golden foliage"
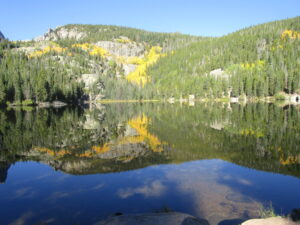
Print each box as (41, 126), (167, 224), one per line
(127, 115), (166, 152)
(276, 146), (300, 166)
(29, 43), (67, 58)
(33, 144), (111, 159)
(126, 46), (166, 86)
(240, 60), (265, 70)
(32, 115), (166, 159)
(33, 147), (69, 157)
(280, 155), (300, 165)
(125, 56), (144, 65)
(72, 43), (110, 57)
(91, 144), (110, 154)
(281, 29), (300, 40)
(239, 128), (264, 138)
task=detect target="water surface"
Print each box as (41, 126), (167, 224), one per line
(0, 103), (299, 225)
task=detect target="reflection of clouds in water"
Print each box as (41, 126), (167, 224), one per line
(43, 218), (56, 224)
(47, 191), (70, 202)
(56, 174), (71, 182)
(237, 178), (252, 186)
(164, 160), (261, 225)
(35, 173), (52, 180)
(91, 183), (104, 191)
(12, 187), (36, 199)
(118, 181), (166, 199)
(8, 211), (34, 225)
(223, 175), (252, 186)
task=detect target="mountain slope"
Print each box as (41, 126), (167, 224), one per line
(0, 17), (299, 105)
(0, 25), (204, 105)
(148, 16), (300, 99)
(35, 24), (202, 50)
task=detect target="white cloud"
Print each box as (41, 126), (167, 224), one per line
(117, 181), (166, 199)
(8, 212), (34, 225)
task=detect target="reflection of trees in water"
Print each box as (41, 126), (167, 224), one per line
(148, 103), (300, 177)
(0, 103), (170, 176)
(0, 162), (10, 183)
(0, 103), (300, 179)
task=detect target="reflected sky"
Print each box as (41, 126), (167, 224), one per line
(1, 159), (300, 225)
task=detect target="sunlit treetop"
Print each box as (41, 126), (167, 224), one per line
(281, 29), (300, 40)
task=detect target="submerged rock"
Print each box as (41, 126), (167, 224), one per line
(94, 212), (210, 225)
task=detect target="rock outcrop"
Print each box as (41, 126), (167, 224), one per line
(95, 40), (145, 58)
(241, 217), (298, 225)
(94, 212), (210, 225)
(79, 73), (104, 101)
(34, 27), (87, 41)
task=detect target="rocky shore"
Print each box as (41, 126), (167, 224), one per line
(93, 212), (300, 225)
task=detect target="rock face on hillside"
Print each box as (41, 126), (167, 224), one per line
(33, 27), (146, 78)
(95, 40), (145, 58)
(0, 31), (5, 40)
(79, 74), (104, 101)
(34, 27), (87, 41)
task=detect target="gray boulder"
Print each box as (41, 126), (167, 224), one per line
(241, 217), (298, 225)
(94, 212), (209, 225)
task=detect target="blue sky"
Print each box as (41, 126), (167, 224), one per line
(1, 0), (299, 40)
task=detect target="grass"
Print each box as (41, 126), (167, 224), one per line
(259, 202), (277, 218)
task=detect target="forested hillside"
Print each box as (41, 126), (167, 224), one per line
(0, 25), (203, 105)
(46, 24), (202, 50)
(148, 16), (300, 99)
(0, 17), (299, 105)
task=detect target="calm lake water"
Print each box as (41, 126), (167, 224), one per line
(0, 103), (299, 225)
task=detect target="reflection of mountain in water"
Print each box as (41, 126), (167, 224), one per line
(0, 103), (300, 178)
(28, 115), (169, 174)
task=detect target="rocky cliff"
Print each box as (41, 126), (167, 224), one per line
(34, 27), (87, 41)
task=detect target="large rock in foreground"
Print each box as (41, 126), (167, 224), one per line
(242, 217), (298, 225)
(94, 212), (210, 225)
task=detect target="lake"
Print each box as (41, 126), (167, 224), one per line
(0, 102), (299, 225)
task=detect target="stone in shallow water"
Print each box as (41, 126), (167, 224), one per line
(94, 212), (210, 225)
